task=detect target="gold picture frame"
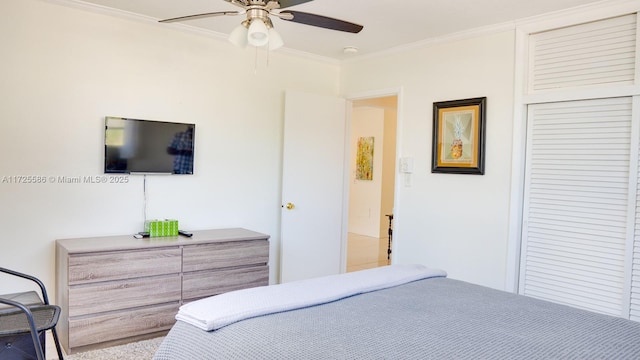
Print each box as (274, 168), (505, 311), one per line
(432, 97), (486, 174)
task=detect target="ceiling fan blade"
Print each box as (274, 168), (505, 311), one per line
(159, 11), (241, 23)
(279, 11), (363, 33)
(278, 0), (314, 9)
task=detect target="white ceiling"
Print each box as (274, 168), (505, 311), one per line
(71, 0), (607, 60)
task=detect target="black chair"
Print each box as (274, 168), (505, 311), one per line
(0, 268), (64, 360)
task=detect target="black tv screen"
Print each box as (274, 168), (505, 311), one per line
(104, 117), (195, 174)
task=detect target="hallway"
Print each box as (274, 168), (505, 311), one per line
(346, 232), (390, 272)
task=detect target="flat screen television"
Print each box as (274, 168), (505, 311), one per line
(104, 116), (195, 174)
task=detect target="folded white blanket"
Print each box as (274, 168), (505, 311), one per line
(176, 264), (447, 331)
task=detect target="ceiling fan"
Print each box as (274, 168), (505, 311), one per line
(159, 0), (364, 50)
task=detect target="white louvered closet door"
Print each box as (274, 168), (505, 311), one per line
(520, 97), (634, 317)
(520, 11), (640, 320)
(528, 14), (636, 92)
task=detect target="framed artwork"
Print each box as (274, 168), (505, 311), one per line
(431, 97), (486, 175)
(356, 136), (374, 180)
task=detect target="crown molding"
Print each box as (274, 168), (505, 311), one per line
(342, 0), (640, 64)
(341, 21), (516, 64)
(41, 0), (639, 66)
(41, 0), (340, 66)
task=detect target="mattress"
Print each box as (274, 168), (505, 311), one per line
(153, 274), (640, 359)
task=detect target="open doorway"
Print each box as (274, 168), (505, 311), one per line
(346, 95), (398, 272)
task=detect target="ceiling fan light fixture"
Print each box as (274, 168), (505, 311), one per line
(159, 1), (365, 54)
(247, 19), (269, 47)
(268, 28), (284, 50)
(229, 23), (249, 48)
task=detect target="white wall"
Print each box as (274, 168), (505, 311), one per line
(348, 107), (384, 237)
(0, 0), (340, 293)
(341, 31), (516, 290)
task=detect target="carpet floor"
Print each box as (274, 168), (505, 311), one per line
(61, 337), (164, 360)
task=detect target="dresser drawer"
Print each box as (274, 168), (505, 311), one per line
(68, 248), (181, 285)
(183, 265), (269, 302)
(68, 303), (178, 348)
(68, 274), (181, 317)
(182, 240), (268, 273)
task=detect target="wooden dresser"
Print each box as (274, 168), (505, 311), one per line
(55, 228), (269, 354)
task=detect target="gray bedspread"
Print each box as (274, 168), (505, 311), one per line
(153, 277), (640, 359)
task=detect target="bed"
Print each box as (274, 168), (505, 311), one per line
(153, 265), (640, 359)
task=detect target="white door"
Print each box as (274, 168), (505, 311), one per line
(280, 90), (348, 283)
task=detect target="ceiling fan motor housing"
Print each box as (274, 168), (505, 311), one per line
(247, 8), (273, 28)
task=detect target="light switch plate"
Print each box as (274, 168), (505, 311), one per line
(399, 157), (414, 173)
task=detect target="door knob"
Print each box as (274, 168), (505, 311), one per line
(284, 202), (295, 210)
